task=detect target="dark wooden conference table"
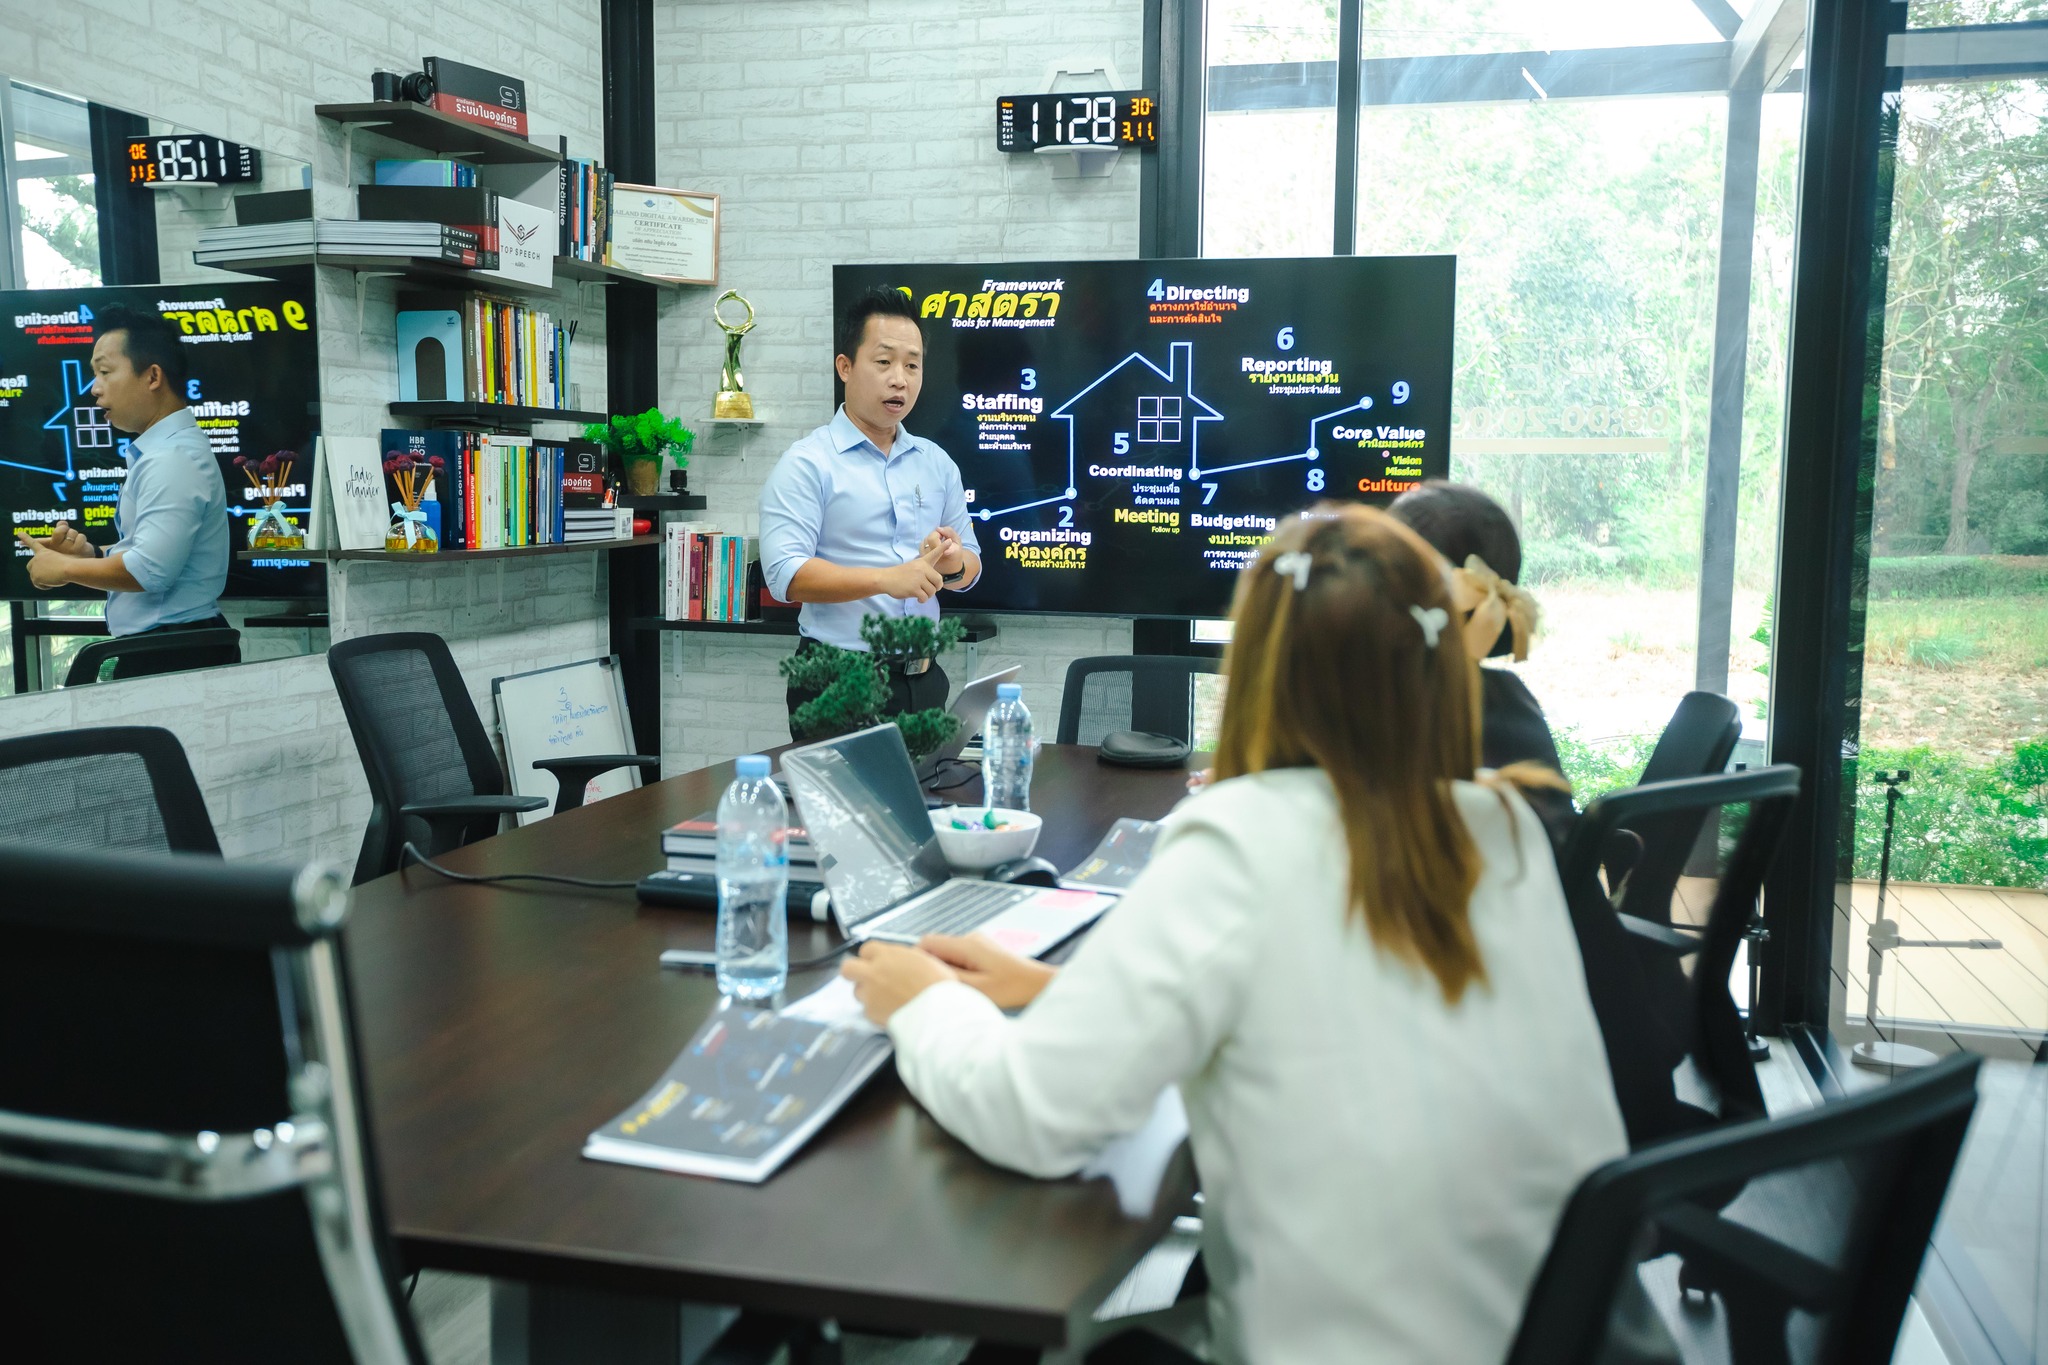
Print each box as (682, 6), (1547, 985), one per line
(343, 744), (1196, 1352)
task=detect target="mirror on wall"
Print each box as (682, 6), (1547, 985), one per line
(1, 79), (326, 694)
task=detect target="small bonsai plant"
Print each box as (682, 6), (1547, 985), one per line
(585, 407), (693, 494)
(780, 613), (967, 760)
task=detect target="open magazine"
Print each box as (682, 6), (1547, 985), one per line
(1060, 818), (1166, 894)
(583, 988), (889, 1183)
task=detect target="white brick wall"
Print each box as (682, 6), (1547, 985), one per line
(652, 0), (1143, 766)
(0, 0), (615, 868)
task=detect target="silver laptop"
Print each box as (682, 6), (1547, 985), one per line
(916, 664), (1022, 781)
(782, 722), (1113, 959)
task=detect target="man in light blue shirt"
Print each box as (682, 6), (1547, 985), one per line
(760, 288), (981, 729)
(14, 306), (237, 680)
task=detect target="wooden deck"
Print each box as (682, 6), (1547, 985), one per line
(1671, 877), (2048, 1037)
(1838, 879), (2048, 1036)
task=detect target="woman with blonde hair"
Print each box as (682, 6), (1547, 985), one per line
(844, 504), (1626, 1365)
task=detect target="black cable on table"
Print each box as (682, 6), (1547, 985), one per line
(399, 842), (639, 891)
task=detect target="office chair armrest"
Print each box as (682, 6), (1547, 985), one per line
(1617, 914), (1705, 956)
(400, 795), (550, 821)
(531, 754), (661, 779)
(533, 755), (661, 814)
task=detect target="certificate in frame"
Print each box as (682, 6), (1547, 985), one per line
(607, 183), (720, 284)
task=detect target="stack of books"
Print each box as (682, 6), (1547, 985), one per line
(358, 184), (502, 261)
(381, 429), (617, 551)
(664, 525), (759, 621)
(195, 218), (494, 269)
(375, 158), (479, 188)
(661, 809), (824, 896)
(563, 449), (631, 543)
(558, 157), (612, 262)
(396, 291), (572, 410)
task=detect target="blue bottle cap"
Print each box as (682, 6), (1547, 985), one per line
(997, 683), (1022, 700)
(736, 754), (771, 778)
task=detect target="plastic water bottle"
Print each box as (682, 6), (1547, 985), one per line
(716, 754), (789, 1001)
(983, 683), (1034, 813)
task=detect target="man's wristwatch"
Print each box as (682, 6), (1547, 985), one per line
(941, 566), (966, 585)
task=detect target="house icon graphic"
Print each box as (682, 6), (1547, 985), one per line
(1, 358), (98, 480)
(1050, 340), (1221, 478)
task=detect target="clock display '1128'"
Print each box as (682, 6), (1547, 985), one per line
(995, 91), (1158, 153)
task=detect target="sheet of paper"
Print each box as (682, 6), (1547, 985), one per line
(779, 974), (882, 1036)
(1082, 1086), (1190, 1218)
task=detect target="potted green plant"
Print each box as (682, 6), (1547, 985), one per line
(585, 407), (694, 496)
(779, 614), (966, 760)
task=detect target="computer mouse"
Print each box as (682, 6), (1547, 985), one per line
(987, 855), (1060, 888)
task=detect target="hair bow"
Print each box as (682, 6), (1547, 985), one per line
(1410, 604), (1450, 649)
(1448, 554), (1540, 662)
(1273, 551), (1314, 591)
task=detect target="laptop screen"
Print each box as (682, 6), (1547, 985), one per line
(781, 723), (954, 930)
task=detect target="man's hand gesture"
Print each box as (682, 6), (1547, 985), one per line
(879, 538), (946, 603)
(13, 530), (74, 590)
(920, 526), (967, 578)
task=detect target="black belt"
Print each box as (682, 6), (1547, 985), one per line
(795, 635), (933, 677)
(133, 613), (230, 637)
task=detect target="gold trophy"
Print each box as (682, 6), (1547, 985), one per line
(713, 289), (756, 420)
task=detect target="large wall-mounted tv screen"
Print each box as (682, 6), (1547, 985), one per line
(1, 280), (322, 601)
(832, 255), (1454, 618)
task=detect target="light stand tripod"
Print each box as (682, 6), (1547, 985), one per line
(1851, 769), (2002, 1071)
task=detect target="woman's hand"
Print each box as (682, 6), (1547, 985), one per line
(841, 941), (958, 1026)
(919, 932), (1057, 1011)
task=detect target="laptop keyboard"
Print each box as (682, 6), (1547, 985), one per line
(876, 880), (1038, 938)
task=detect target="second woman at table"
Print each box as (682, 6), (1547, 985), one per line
(842, 504), (1627, 1365)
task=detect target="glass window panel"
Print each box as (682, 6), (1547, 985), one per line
(9, 82), (100, 289)
(1833, 63), (2048, 1365)
(1202, 107), (1337, 256)
(1908, 0), (2048, 25)
(1352, 94), (1794, 766)
(1204, 0), (1338, 257)
(1357, 0), (1724, 60)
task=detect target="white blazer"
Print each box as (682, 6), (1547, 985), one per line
(888, 767), (1628, 1365)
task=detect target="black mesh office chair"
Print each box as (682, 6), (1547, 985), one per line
(64, 626), (242, 686)
(1561, 766), (1801, 1149)
(1599, 692), (1745, 924)
(1506, 1051), (1980, 1365)
(0, 840), (429, 1363)
(1056, 655), (1220, 746)
(0, 725), (220, 854)
(329, 633), (659, 884)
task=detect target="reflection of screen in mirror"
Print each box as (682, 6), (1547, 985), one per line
(781, 724), (953, 930)
(0, 281), (323, 601)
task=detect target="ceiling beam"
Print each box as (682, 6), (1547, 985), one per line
(1730, 0), (1807, 92)
(1693, 0), (1742, 40)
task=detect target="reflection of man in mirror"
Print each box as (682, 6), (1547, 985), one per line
(13, 306), (238, 680)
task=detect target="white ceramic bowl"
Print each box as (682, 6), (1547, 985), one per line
(930, 806), (1042, 872)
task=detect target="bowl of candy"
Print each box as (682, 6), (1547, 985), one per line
(930, 806), (1042, 872)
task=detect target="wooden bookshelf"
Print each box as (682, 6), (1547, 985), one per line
(197, 250), (557, 297)
(553, 257), (691, 289)
(316, 102), (562, 164)
(629, 617), (800, 636)
(387, 401), (607, 429)
(237, 536), (658, 562)
(619, 493), (708, 512)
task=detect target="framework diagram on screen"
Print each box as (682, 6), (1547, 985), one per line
(0, 359), (101, 482)
(971, 341), (1373, 521)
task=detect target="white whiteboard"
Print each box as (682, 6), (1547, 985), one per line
(494, 656), (640, 825)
